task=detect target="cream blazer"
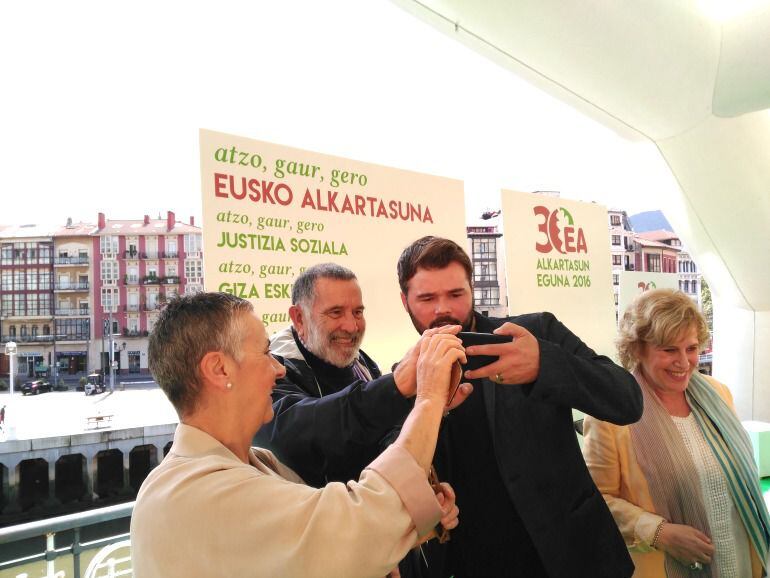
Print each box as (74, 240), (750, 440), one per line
(130, 424), (442, 578)
(583, 375), (762, 578)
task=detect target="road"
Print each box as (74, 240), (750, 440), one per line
(0, 382), (178, 441)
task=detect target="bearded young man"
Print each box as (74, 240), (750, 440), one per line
(254, 262), (471, 489)
(397, 236), (643, 578)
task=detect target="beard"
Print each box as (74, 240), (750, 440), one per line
(304, 321), (364, 368)
(406, 306), (474, 334)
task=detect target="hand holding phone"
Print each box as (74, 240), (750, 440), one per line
(458, 332), (513, 371)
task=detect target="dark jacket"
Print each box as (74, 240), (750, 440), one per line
(253, 326), (413, 488)
(422, 311), (642, 578)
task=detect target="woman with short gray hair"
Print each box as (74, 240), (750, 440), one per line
(130, 292), (468, 578)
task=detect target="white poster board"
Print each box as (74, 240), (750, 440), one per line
(200, 129), (467, 366)
(618, 271), (680, 320)
(500, 191), (616, 357)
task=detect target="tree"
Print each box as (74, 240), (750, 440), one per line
(701, 278), (713, 332)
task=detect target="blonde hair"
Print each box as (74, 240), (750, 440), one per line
(617, 288), (709, 371)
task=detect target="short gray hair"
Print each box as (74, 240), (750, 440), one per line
(148, 292), (253, 416)
(291, 263), (357, 309)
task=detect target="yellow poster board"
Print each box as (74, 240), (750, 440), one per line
(500, 191), (616, 357)
(200, 129), (466, 366)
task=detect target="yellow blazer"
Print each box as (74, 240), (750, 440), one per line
(583, 375), (762, 578)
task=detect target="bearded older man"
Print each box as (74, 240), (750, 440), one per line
(254, 263), (471, 489)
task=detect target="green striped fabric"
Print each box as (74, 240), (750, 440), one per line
(688, 372), (770, 571)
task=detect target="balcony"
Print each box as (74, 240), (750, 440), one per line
(55, 307), (90, 317)
(122, 328), (149, 337)
(124, 275), (139, 285)
(1, 334), (55, 343)
(54, 255), (89, 266)
(123, 303), (142, 313)
(54, 282), (89, 292)
(161, 251), (179, 259)
(123, 249), (141, 259)
(161, 275), (180, 285)
(141, 275), (160, 285)
(144, 302), (161, 311)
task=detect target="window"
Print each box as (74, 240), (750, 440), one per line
(127, 317), (139, 333)
(613, 274), (619, 286)
(39, 270), (51, 290)
(14, 270), (25, 290)
(38, 243), (52, 264)
(56, 319), (90, 341)
(684, 280), (690, 293)
(101, 287), (119, 312)
(166, 238), (178, 256)
(0, 270), (11, 291)
(185, 259), (202, 280)
(9, 325), (16, 337)
(0, 244), (12, 265)
(146, 237), (158, 259)
(611, 235), (621, 246)
(473, 261), (497, 283)
(101, 260), (119, 282)
(1, 294), (11, 316)
(185, 283), (203, 295)
(610, 215), (621, 226)
(474, 286), (500, 306)
(100, 235), (118, 255)
(646, 254), (661, 272)
(14, 295), (25, 316)
(472, 238), (496, 260)
(39, 294), (51, 316)
(26, 270), (38, 290)
(612, 255), (622, 266)
(184, 234), (202, 254)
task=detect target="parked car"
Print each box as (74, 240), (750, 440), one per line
(21, 379), (52, 395)
(85, 372), (106, 396)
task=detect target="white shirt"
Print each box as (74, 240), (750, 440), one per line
(672, 412), (752, 578)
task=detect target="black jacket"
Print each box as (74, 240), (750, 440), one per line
(421, 311), (642, 578)
(253, 326), (413, 487)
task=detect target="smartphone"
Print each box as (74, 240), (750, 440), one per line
(458, 331), (513, 371)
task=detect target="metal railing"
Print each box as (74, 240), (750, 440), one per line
(0, 501), (133, 578)
(54, 283), (89, 291)
(54, 257), (90, 265)
(54, 308), (90, 317)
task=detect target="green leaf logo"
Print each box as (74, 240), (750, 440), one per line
(559, 207), (574, 225)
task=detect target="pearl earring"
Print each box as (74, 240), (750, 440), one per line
(226, 382), (233, 389)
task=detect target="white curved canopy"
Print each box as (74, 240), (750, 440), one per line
(394, 0), (770, 416)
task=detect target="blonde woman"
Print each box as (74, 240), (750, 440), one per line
(583, 289), (769, 577)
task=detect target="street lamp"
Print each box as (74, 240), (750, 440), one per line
(5, 341), (17, 395)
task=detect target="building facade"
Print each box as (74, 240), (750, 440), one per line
(1, 212), (202, 384)
(466, 213), (508, 318)
(52, 222), (95, 377)
(0, 225), (56, 380)
(91, 212), (202, 375)
(636, 230), (702, 307)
